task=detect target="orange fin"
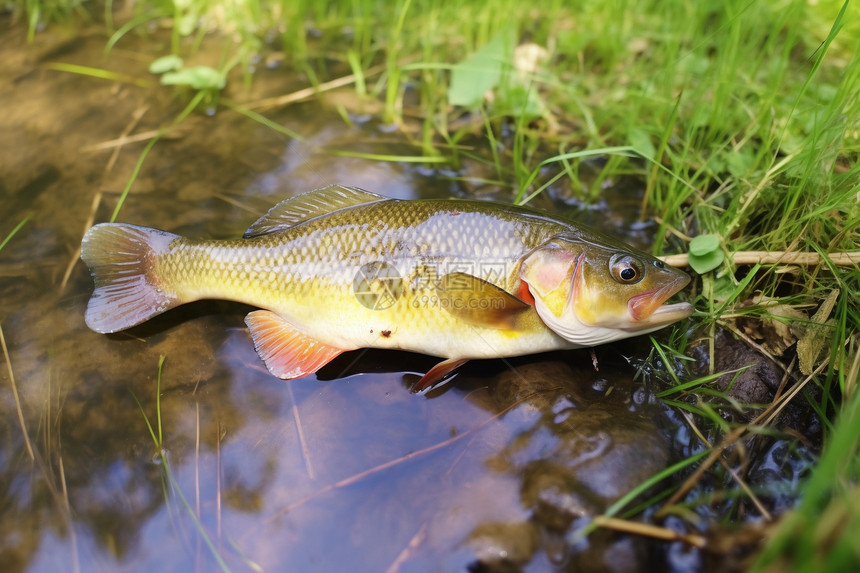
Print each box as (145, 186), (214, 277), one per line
(245, 310), (345, 379)
(435, 272), (531, 329)
(411, 358), (469, 393)
(81, 223), (180, 333)
(516, 280), (536, 307)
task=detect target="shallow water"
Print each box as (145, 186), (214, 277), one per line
(0, 21), (813, 573)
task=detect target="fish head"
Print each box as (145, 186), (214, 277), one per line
(520, 232), (693, 346)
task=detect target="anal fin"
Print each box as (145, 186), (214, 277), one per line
(411, 358), (469, 393)
(245, 310), (346, 379)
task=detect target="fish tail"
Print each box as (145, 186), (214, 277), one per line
(81, 223), (181, 333)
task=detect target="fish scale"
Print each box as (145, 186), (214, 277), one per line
(81, 185), (692, 391)
(153, 201), (558, 355)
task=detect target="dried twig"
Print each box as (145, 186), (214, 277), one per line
(662, 251), (860, 268)
(81, 124), (187, 151)
(592, 516), (707, 548)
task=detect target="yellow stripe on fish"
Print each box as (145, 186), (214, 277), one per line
(81, 185), (693, 391)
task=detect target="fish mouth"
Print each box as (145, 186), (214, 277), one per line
(627, 275), (693, 328)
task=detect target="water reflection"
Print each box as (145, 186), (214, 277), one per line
(212, 355), (669, 571)
(1, 23), (683, 573)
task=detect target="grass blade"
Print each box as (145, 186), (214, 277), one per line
(45, 62), (151, 88)
(0, 218), (29, 252)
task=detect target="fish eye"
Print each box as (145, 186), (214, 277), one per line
(610, 254), (643, 284)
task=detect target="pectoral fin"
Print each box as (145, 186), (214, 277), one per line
(245, 310), (346, 379)
(411, 358), (469, 393)
(435, 272), (531, 328)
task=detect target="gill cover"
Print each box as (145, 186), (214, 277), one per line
(519, 233), (692, 346)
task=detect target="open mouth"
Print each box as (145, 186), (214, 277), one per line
(627, 275), (693, 327)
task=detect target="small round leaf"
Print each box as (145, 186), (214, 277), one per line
(149, 55), (184, 74)
(688, 249), (725, 274)
(689, 234), (721, 256)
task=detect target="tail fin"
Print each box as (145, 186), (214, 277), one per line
(81, 223), (181, 333)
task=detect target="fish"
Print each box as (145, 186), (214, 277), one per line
(81, 184), (693, 392)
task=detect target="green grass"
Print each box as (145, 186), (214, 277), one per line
(133, 356), (233, 573)
(10, 0), (860, 567)
(751, 385), (860, 571)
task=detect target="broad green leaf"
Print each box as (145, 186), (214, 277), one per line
(689, 233), (721, 256)
(726, 151), (754, 177)
(161, 66), (225, 90)
(178, 14), (197, 36)
(448, 32), (512, 107)
(628, 127), (656, 160)
(688, 249), (725, 274)
(149, 55), (184, 74)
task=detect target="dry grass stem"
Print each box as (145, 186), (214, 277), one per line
(718, 320), (786, 374)
(214, 193), (265, 216)
(592, 516), (707, 548)
(245, 62), (389, 112)
(263, 387), (563, 528)
(63, 106), (149, 291)
(195, 402), (203, 573)
(287, 380), (316, 480)
(106, 105), (150, 172)
(195, 402), (201, 517)
(385, 521), (429, 573)
(682, 412), (772, 521)
(82, 123), (187, 152)
(662, 251), (860, 268)
(659, 359), (830, 514)
(59, 456), (81, 573)
(1, 323), (34, 461)
(60, 191), (101, 292)
(216, 420), (223, 547)
(760, 359), (831, 428)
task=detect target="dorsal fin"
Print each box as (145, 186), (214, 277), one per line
(243, 184), (388, 238)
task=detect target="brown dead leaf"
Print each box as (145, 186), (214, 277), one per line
(797, 289), (840, 375)
(734, 296), (807, 357)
